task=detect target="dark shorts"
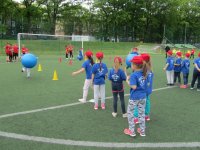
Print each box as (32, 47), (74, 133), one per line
(112, 82), (124, 92)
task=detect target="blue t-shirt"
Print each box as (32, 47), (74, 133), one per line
(92, 63), (108, 85)
(194, 58), (200, 71)
(166, 56), (174, 71)
(129, 70), (147, 100)
(108, 68), (126, 83)
(181, 59), (190, 74)
(146, 71), (154, 96)
(174, 58), (182, 72)
(82, 60), (92, 79)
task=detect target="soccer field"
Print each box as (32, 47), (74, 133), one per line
(0, 47), (200, 150)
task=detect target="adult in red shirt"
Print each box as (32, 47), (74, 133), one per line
(190, 49), (195, 59)
(13, 44), (19, 61)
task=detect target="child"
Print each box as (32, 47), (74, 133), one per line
(21, 46), (30, 78)
(124, 56), (147, 137)
(190, 52), (200, 91)
(68, 44), (74, 59)
(108, 56), (127, 118)
(130, 47), (139, 55)
(133, 53), (153, 123)
(190, 49), (195, 59)
(65, 45), (69, 59)
(163, 50), (174, 86)
(174, 52), (182, 85)
(4, 42), (11, 62)
(12, 44), (19, 62)
(92, 52), (108, 110)
(180, 53), (190, 88)
(72, 50), (94, 102)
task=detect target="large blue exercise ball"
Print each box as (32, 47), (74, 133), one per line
(126, 53), (138, 68)
(21, 53), (37, 68)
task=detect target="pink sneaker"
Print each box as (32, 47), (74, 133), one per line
(94, 104), (98, 110)
(134, 118), (139, 124)
(137, 128), (146, 137)
(145, 116), (150, 121)
(101, 103), (105, 110)
(180, 85), (187, 89)
(124, 128), (136, 137)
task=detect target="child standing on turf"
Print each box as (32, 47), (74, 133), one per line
(190, 49), (195, 59)
(92, 52), (108, 110)
(163, 50), (174, 86)
(108, 56), (127, 118)
(65, 45), (69, 59)
(190, 52), (200, 91)
(124, 56), (148, 137)
(72, 50), (94, 102)
(133, 53), (153, 123)
(180, 53), (190, 88)
(130, 47), (139, 55)
(12, 44), (19, 62)
(21, 45), (30, 78)
(174, 52), (182, 85)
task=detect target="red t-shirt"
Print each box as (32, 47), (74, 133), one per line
(68, 46), (73, 52)
(13, 45), (19, 53)
(191, 49), (195, 54)
(5, 45), (11, 54)
(65, 47), (69, 54)
(22, 47), (29, 54)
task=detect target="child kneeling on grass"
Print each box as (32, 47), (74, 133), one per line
(72, 50), (94, 103)
(124, 55), (148, 137)
(108, 56), (127, 118)
(92, 52), (108, 110)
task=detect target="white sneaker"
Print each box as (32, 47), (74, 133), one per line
(190, 87), (194, 90)
(112, 112), (117, 117)
(197, 89), (200, 91)
(122, 113), (127, 118)
(78, 99), (86, 103)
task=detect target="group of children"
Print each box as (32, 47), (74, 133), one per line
(164, 50), (200, 91)
(72, 48), (154, 137)
(65, 44), (74, 59)
(4, 42), (19, 62)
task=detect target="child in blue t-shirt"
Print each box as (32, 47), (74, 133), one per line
(130, 47), (139, 55)
(163, 50), (174, 86)
(180, 53), (190, 88)
(124, 56), (147, 137)
(92, 52), (108, 110)
(108, 56), (127, 118)
(174, 52), (182, 85)
(133, 53), (154, 123)
(72, 50), (94, 103)
(191, 52), (200, 91)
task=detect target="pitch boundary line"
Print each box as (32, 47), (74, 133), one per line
(0, 131), (199, 148)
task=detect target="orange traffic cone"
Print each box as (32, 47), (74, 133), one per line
(69, 59), (73, 65)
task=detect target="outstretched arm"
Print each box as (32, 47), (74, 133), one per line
(72, 68), (85, 76)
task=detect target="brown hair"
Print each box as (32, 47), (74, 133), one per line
(133, 62), (148, 79)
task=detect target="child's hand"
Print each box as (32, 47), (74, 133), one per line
(126, 75), (130, 80)
(72, 72), (76, 76)
(163, 67), (166, 71)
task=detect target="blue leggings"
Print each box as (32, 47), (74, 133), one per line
(134, 95), (150, 117)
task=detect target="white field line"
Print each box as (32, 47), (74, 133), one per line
(0, 131), (199, 148)
(0, 85), (177, 119)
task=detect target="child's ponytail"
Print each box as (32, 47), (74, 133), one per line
(142, 62), (148, 79)
(88, 56), (95, 66)
(99, 58), (102, 71)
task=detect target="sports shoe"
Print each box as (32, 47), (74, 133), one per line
(145, 116), (150, 121)
(122, 113), (127, 118)
(94, 104), (98, 110)
(197, 89), (200, 92)
(190, 87), (194, 90)
(180, 85), (187, 89)
(134, 118), (139, 124)
(78, 98), (86, 103)
(137, 128), (146, 137)
(101, 103), (105, 110)
(124, 128), (136, 137)
(112, 112), (117, 117)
